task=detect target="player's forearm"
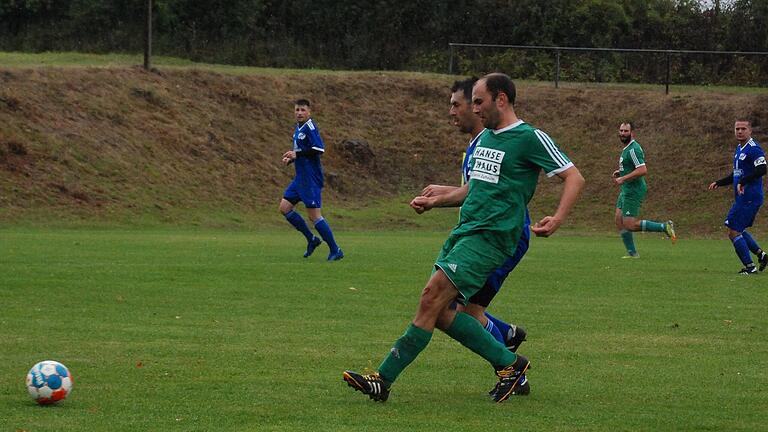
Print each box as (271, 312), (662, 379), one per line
(294, 148), (322, 158)
(620, 165), (647, 182)
(422, 184), (459, 197)
(432, 184), (468, 208)
(714, 173), (734, 187)
(552, 167), (585, 222)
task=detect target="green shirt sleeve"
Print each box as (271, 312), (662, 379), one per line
(529, 129), (574, 177)
(628, 142), (645, 168)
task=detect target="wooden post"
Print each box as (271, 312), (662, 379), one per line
(555, 50), (561, 88)
(143, 0), (153, 70)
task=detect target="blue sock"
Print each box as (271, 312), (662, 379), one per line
(741, 231), (762, 255)
(284, 210), (314, 242)
(732, 235), (754, 267)
(314, 217), (339, 252)
(485, 312), (512, 343)
(484, 318), (505, 344)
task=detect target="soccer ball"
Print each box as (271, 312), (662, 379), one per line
(26, 360), (73, 405)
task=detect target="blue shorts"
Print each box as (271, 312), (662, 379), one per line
(468, 226), (530, 307)
(283, 180), (322, 209)
(725, 200), (762, 232)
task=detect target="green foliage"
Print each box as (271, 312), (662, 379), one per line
(1, 1), (768, 82)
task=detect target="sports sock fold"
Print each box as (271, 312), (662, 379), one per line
(314, 217), (340, 252)
(741, 231), (762, 255)
(284, 210), (314, 241)
(732, 234), (754, 267)
(485, 312), (512, 344)
(377, 324), (432, 384)
(640, 220), (666, 232)
(620, 229), (637, 255)
(444, 312), (516, 369)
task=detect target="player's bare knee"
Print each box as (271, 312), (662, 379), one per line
(306, 208), (322, 222)
(416, 287), (442, 315)
(462, 303), (486, 322)
(622, 219), (638, 231)
(278, 200), (293, 215)
(417, 282), (454, 316)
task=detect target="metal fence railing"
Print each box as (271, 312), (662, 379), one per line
(448, 43), (768, 94)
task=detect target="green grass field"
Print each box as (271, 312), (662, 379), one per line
(1, 228), (767, 431)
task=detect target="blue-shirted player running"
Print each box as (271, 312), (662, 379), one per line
(708, 119), (768, 274)
(420, 77), (529, 394)
(279, 99), (343, 261)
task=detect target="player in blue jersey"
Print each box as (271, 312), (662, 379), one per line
(708, 119), (768, 275)
(279, 99), (343, 261)
(421, 77), (528, 353)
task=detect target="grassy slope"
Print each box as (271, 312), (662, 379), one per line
(2, 52), (768, 234)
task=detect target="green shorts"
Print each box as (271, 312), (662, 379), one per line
(433, 231), (507, 305)
(616, 191), (645, 218)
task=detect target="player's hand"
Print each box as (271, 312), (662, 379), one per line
(613, 176), (624, 186)
(531, 216), (562, 237)
(282, 150), (296, 165)
(737, 183), (745, 195)
(708, 182), (718, 190)
(410, 196), (434, 214)
(421, 184), (454, 197)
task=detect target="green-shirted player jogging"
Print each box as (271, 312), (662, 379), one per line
(342, 73), (585, 404)
(613, 122), (676, 258)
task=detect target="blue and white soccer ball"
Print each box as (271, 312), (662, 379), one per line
(26, 360), (73, 405)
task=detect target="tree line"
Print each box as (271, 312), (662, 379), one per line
(1, 0), (767, 85)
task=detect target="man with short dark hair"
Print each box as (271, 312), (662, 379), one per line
(708, 119), (767, 274)
(612, 122), (676, 258)
(420, 76), (530, 395)
(279, 99), (343, 261)
(343, 73), (584, 403)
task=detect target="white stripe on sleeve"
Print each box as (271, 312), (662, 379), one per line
(534, 129), (568, 166)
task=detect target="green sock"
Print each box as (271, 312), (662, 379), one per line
(377, 323), (432, 384)
(620, 229), (637, 254)
(641, 220), (665, 232)
(443, 312), (516, 369)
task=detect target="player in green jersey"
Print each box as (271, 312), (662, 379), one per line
(613, 122), (676, 258)
(342, 73), (585, 403)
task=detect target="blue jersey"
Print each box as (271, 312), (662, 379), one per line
(732, 138), (766, 204)
(292, 119), (325, 188)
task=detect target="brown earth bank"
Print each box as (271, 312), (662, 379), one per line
(1, 66), (767, 234)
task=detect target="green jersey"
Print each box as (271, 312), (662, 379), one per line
(454, 120), (573, 255)
(618, 139), (647, 195)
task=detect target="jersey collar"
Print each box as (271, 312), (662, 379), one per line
(739, 137), (755, 151)
(492, 119), (524, 134)
(296, 118), (313, 130)
(622, 139), (637, 151)
(468, 130), (483, 147)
